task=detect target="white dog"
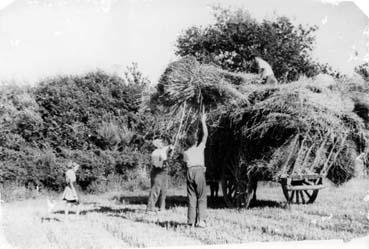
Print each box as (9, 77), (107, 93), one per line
(46, 197), (57, 214)
(46, 197), (80, 217)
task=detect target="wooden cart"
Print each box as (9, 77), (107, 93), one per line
(206, 132), (344, 208)
(278, 174), (325, 204)
(219, 160), (327, 208)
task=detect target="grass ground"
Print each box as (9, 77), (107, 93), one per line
(2, 178), (369, 249)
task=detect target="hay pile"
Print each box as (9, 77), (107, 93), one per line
(211, 82), (367, 184)
(151, 56), (369, 185)
(151, 56), (258, 114)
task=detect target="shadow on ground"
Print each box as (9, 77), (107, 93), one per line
(114, 195), (227, 209)
(113, 195), (286, 209)
(82, 206), (138, 215)
(82, 206), (189, 228)
(47, 197), (287, 230)
(133, 216), (188, 228)
(249, 199), (288, 209)
(40, 217), (62, 222)
(48, 194), (287, 228)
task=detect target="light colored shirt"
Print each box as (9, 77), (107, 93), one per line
(183, 143), (206, 168)
(66, 169), (76, 184)
(255, 57), (275, 79)
(151, 146), (171, 168)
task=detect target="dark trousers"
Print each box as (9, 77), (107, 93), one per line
(147, 167), (168, 211)
(187, 166), (207, 225)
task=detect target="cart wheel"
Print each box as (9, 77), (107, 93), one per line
(220, 153), (251, 208)
(282, 178), (320, 204)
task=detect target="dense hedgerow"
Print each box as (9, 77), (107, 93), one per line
(0, 66), (159, 192)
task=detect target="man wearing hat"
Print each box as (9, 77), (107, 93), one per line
(146, 137), (173, 213)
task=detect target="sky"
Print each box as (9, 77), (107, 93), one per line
(0, 0), (368, 85)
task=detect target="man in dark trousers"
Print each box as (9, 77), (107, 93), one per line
(146, 137), (173, 213)
(183, 110), (208, 228)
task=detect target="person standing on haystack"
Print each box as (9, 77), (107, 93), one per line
(146, 137), (173, 213)
(62, 161), (80, 217)
(253, 56), (278, 85)
(183, 109), (208, 228)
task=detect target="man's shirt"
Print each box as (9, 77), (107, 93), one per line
(255, 57), (275, 79)
(151, 146), (171, 168)
(183, 143), (206, 168)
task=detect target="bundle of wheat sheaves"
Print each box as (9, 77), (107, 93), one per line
(148, 56), (369, 185)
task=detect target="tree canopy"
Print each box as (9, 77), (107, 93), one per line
(176, 7), (335, 82)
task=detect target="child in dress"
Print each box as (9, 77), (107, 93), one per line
(62, 161), (80, 217)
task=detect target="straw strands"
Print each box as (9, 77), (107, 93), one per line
(150, 56), (369, 185)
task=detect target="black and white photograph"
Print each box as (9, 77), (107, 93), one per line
(0, 0), (369, 248)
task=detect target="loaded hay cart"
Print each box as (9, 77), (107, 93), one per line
(205, 130), (342, 208)
(149, 56), (369, 208)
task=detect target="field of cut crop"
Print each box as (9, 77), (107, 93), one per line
(2, 178), (369, 249)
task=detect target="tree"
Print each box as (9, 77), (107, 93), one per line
(176, 7), (329, 82)
(355, 62), (369, 81)
(124, 62), (151, 87)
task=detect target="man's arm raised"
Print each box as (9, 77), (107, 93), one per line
(200, 109), (208, 147)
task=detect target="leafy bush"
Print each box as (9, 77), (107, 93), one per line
(0, 68), (158, 192)
(33, 71), (144, 150)
(0, 183), (41, 202)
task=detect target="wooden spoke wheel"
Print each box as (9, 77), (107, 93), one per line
(281, 177), (321, 204)
(220, 154), (250, 208)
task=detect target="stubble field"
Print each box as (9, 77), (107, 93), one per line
(2, 178), (369, 249)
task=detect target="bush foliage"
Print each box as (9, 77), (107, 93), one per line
(0, 66), (158, 192)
